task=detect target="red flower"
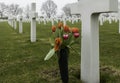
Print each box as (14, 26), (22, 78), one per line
(74, 33), (80, 38)
(63, 34), (69, 40)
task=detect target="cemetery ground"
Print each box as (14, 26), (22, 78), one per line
(0, 21), (120, 83)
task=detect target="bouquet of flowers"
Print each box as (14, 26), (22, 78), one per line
(44, 22), (80, 60)
(44, 22), (80, 83)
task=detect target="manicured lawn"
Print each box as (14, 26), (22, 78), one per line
(0, 20), (120, 83)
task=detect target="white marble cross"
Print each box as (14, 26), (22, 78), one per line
(8, 16), (13, 27)
(99, 14), (104, 26)
(51, 17), (54, 26)
(43, 18), (46, 25)
(13, 17), (17, 30)
(63, 16), (66, 26)
(19, 16), (23, 33)
(30, 3), (38, 42)
(118, 8), (120, 33)
(108, 16), (112, 24)
(70, 0), (118, 83)
(72, 17), (75, 24)
(10, 16), (14, 28)
(38, 17), (41, 24)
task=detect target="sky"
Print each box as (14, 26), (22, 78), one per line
(0, 0), (78, 16)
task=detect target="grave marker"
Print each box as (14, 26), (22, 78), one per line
(19, 16), (23, 33)
(70, 0), (118, 82)
(43, 18), (46, 25)
(99, 15), (104, 26)
(30, 3), (38, 42)
(8, 16), (14, 28)
(63, 16), (66, 26)
(14, 17), (17, 30)
(51, 17), (54, 26)
(72, 17), (74, 24)
(119, 9), (120, 33)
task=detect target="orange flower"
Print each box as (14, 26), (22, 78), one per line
(71, 27), (79, 33)
(54, 38), (62, 51)
(63, 25), (70, 32)
(52, 26), (56, 32)
(58, 22), (63, 29)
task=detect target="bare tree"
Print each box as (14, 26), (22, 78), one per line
(23, 5), (30, 18)
(8, 4), (23, 16)
(41, 0), (57, 18)
(62, 4), (71, 17)
(0, 3), (7, 17)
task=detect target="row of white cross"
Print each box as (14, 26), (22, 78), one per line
(7, 0), (118, 83)
(99, 14), (118, 25)
(8, 16), (81, 25)
(8, 13), (119, 30)
(8, 13), (119, 26)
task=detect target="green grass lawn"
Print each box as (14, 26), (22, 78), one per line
(0, 21), (120, 83)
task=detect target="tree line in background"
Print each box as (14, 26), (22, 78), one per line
(41, 0), (71, 18)
(0, 0), (72, 19)
(0, 3), (22, 18)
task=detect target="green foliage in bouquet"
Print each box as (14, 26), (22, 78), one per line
(44, 22), (80, 60)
